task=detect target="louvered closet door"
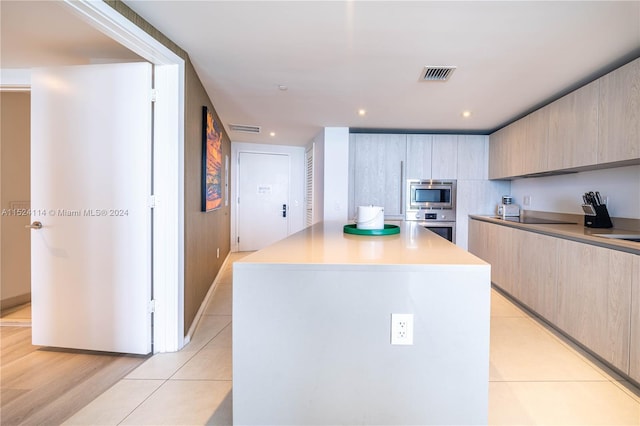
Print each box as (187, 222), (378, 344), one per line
(305, 147), (314, 226)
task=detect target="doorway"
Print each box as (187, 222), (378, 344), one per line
(237, 152), (290, 251)
(0, 90), (31, 320)
(0, 1), (185, 353)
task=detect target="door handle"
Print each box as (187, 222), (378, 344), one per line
(282, 204), (287, 218)
(25, 221), (43, 230)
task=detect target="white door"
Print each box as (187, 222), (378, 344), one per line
(238, 152), (289, 251)
(29, 63), (153, 355)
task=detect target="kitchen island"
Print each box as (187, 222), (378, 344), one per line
(232, 221), (491, 425)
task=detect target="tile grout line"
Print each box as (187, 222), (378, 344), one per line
(112, 262), (237, 425)
(492, 290), (640, 408)
(116, 378), (170, 426)
(494, 289), (633, 384)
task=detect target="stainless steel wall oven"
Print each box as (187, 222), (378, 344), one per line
(406, 179), (457, 243)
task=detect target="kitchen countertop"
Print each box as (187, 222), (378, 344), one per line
(238, 220), (487, 267)
(470, 214), (640, 255)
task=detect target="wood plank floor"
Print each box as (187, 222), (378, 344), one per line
(1, 324), (147, 425)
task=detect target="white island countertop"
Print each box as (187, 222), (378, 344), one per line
(239, 220), (487, 267)
(233, 221), (491, 425)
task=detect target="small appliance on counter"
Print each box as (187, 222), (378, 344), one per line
(497, 195), (520, 217)
(582, 191), (612, 228)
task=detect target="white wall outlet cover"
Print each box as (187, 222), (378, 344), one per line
(391, 313), (414, 345)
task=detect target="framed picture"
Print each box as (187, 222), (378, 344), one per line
(202, 106), (223, 212)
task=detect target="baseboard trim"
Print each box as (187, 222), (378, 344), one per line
(183, 253), (232, 346)
(1, 293), (31, 313)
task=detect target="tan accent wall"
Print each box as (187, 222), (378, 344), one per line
(183, 63), (231, 332)
(0, 91), (31, 310)
(106, 1), (232, 334)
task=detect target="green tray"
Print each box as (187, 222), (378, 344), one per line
(343, 224), (400, 236)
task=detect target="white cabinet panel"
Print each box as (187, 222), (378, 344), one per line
(405, 134), (432, 179)
(407, 134), (461, 180)
(351, 133), (406, 218)
(457, 135), (488, 180)
(432, 135), (458, 179)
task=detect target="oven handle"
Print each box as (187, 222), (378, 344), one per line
(399, 160), (404, 214)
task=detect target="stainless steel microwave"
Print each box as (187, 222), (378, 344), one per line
(406, 179), (457, 212)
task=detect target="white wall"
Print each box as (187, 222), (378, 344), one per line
(322, 127), (350, 222)
(510, 165), (640, 219)
(231, 142), (306, 251)
(308, 127), (350, 224)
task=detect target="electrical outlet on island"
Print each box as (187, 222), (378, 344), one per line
(391, 313), (414, 345)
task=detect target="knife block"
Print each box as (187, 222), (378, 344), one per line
(584, 204), (613, 228)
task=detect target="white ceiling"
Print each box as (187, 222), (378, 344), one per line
(2, 1), (639, 147)
(0, 1), (142, 69)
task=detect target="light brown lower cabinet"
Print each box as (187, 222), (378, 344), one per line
(468, 218), (515, 294)
(630, 256), (640, 382)
(555, 239), (633, 373)
(468, 218), (638, 380)
(515, 230), (558, 323)
(469, 220), (557, 321)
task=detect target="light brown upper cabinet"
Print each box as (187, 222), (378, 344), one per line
(488, 120), (524, 179)
(488, 126), (508, 179)
(547, 80), (599, 170)
(598, 58), (640, 164)
(489, 58), (640, 179)
(522, 107), (549, 175)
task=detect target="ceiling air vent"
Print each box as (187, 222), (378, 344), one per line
(420, 66), (456, 82)
(229, 123), (261, 134)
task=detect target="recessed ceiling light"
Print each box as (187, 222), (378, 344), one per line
(462, 110), (472, 118)
(277, 85), (288, 91)
(269, 131), (276, 137)
(358, 109), (366, 116)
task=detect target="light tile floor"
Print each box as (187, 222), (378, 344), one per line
(65, 252), (640, 425)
